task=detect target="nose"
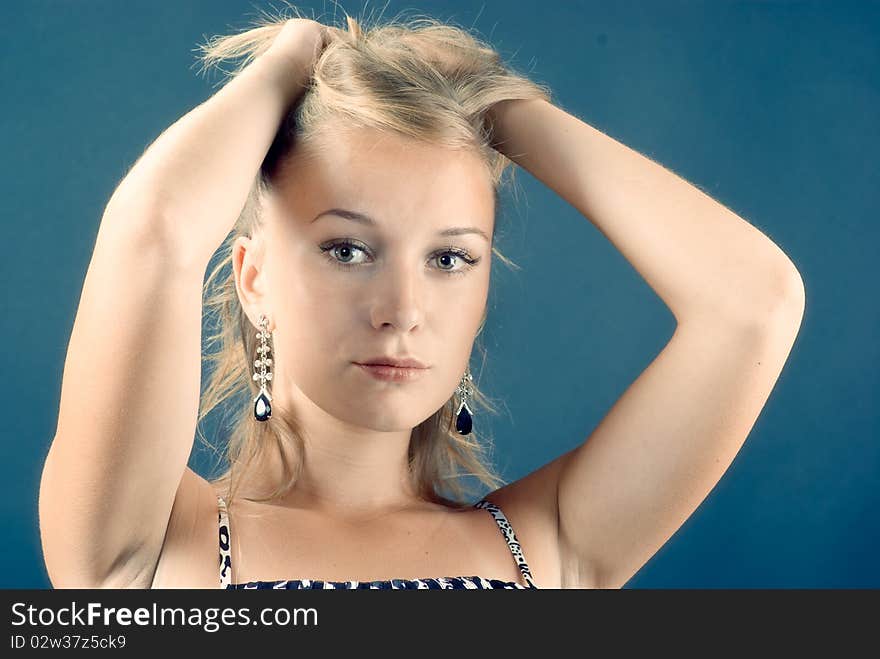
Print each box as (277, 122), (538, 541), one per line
(369, 259), (424, 332)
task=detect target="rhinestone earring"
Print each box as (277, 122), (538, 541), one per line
(253, 314), (273, 422)
(455, 366), (474, 435)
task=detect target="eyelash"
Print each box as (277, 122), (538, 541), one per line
(319, 238), (480, 276)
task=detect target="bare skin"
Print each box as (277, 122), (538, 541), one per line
(149, 123), (566, 588)
(45, 18), (802, 591)
(232, 124), (495, 518)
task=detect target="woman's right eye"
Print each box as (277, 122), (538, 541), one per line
(319, 240), (371, 268)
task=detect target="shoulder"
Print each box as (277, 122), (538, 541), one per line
(148, 467), (221, 588)
(480, 449), (580, 588)
(482, 449), (574, 526)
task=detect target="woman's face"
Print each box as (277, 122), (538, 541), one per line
(233, 127), (495, 432)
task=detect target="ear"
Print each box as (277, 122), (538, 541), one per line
(232, 234), (272, 331)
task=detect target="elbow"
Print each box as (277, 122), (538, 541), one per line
(680, 261), (806, 335)
(735, 263), (806, 336)
(759, 262), (805, 323)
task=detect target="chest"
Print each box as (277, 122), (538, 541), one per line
(150, 496), (539, 588)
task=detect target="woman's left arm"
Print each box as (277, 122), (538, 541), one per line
(488, 98), (805, 325)
(487, 98), (805, 588)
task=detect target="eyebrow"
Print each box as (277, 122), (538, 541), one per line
(312, 208), (490, 243)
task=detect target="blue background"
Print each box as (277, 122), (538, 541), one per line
(2, 0), (877, 588)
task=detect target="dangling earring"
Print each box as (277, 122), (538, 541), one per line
(253, 313), (273, 422)
(455, 366), (474, 435)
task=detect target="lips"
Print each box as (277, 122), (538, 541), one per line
(354, 363), (429, 382)
(355, 356), (428, 369)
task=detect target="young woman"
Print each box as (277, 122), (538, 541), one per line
(38, 11), (805, 590)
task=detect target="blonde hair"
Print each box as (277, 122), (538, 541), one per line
(193, 5), (552, 510)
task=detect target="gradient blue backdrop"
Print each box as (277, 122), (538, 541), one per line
(2, 0), (876, 588)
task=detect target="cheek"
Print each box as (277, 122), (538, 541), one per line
(266, 263), (357, 369)
(270, 247), (358, 312)
(460, 274), (491, 334)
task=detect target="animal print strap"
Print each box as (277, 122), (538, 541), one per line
(473, 499), (538, 588)
(218, 495), (232, 588)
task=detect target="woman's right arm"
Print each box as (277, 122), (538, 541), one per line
(38, 41), (313, 588)
(106, 50), (311, 273)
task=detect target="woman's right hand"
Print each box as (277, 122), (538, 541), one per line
(261, 18), (337, 81)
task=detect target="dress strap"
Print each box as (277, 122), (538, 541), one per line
(473, 499), (538, 588)
(218, 495), (232, 588)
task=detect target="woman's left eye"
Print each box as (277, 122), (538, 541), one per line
(319, 240), (480, 275)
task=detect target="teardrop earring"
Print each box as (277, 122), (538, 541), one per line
(455, 366), (474, 435)
(252, 313), (273, 422)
